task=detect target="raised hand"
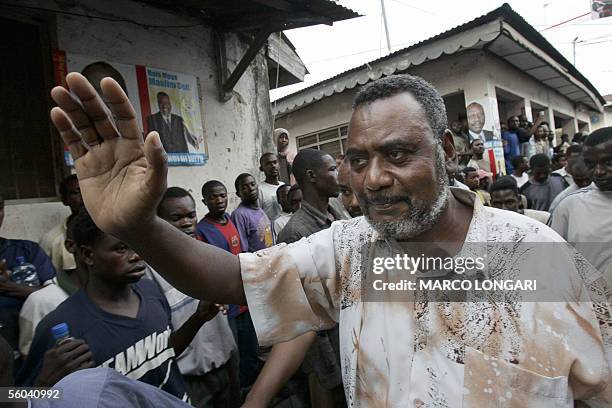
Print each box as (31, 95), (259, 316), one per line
(50, 73), (167, 237)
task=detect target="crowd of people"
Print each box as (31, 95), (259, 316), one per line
(0, 72), (610, 407)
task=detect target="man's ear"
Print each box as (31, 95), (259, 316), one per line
(442, 130), (457, 164)
(80, 245), (95, 267)
(306, 169), (316, 183)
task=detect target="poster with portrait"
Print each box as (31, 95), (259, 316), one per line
(465, 100), (506, 175)
(591, 0), (612, 19)
(54, 51), (208, 166)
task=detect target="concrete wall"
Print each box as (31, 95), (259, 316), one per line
(274, 50), (600, 157)
(3, 0), (273, 241)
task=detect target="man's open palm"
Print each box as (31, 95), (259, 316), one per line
(50, 73), (167, 236)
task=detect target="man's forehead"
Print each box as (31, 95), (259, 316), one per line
(348, 93), (433, 147)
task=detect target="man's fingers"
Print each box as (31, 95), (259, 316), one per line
(65, 73), (120, 142)
(56, 339), (87, 354)
(100, 77), (142, 141)
(143, 132), (168, 200)
(50, 86), (104, 148)
(50, 107), (88, 160)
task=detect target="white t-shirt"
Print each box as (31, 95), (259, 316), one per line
(19, 280), (69, 355)
(511, 173), (529, 188)
(258, 180), (284, 221)
(550, 185), (612, 287)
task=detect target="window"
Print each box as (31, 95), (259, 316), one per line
(0, 17), (60, 200)
(296, 125), (349, 157)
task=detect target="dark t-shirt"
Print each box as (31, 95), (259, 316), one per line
(17, 279), (188, 401)
(519, 174), (568, 211)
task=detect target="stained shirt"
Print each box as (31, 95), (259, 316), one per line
(238, 188), (611, 407)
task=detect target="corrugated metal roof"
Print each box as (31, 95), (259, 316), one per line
(273, 3), (605, 116)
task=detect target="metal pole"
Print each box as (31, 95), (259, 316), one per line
(380, 0), (391, 53)
(572, 36), (578, 66)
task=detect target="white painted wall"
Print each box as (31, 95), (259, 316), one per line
(3, 0), (274, 242)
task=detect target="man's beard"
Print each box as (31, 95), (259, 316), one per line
(363, 144), (450, 239)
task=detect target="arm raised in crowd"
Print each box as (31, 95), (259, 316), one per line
(49, 73), (245, 305)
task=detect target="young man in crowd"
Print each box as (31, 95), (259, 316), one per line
(271, 148), (347, 407)
(49, 72), (612, 406)
(548, 156), (593, 213)
(17, 210), (218, 401)
(466, 138), (492, 173)
(502, 116), (522, 173)
(519, 153), (567, 211)
(258, 153), (284, 222)
(272, 184), (293, 240)
(490, 176), (550, 224)
(231, 174), (270, 391)
(462, 167), (490, 205)
(338, 161), (363, 217)
(288, 184), (302, 212)
(19, 217), (87, 358)
(0, 194), (56, 368)
(553, 144), (582, 185)
(39, 174), (83, 277)
(155, 187), (239, 408)
(509, 155), (529, 187)
(551, 127), (612, 287)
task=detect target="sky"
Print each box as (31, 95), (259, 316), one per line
(270, 0), (612, 102)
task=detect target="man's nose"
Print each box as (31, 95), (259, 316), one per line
(364, 157), (393, 191)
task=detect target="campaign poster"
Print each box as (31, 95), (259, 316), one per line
(56, 51), (208, 167)
(592, 0), (612, 19)
(466, 100), (506, 175)
(138, 67), (208, 166)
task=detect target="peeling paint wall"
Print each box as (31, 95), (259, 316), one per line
(3, 0), (273, 241)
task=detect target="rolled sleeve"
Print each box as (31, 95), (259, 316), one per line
(239, 227), (340, 346)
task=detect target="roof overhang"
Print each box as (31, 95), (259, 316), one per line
(273, 4), (604, 116)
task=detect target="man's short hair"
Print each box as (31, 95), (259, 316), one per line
(530, 154), (550, 168)
(490, 176), (519, 196)
(352, 74), (447, 141)
(276, 184), (291, 201)
(157, 187), (194, 215)
(470, 138), (482, 148)
(507, 115), (519, 123)
(259, 152), (276, 166)
(510, 155), (525, 169)
(234, 173), (253, 192)
(157, 91), (170, 99)
(292, 148), (330, 188)
(462, 166), (477, 176)
(566, 144), (583, 156)
(569, 156), (589, 175)
(201, 180), (226, 198)
(584, 127), (612, 147)
(288, 184), (301, 195)
(59, 174), (78, 200)
(72, 208), (104, 248)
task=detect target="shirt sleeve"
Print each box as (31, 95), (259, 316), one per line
(549, 198), (570, 236)
(238, 226), (340, 346)
(29, 243), (56, 284)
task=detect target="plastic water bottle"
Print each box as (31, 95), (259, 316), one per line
(10, 256), (40, 287)
(51, 323), (74, 345)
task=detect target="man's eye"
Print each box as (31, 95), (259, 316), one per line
(350, 157), (367, 167)
(388, 150), (406, 160)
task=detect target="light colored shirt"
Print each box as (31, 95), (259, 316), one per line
(521, 209), (550, 225)
(272, 212), (292, 242)
(145, 269), (235, 376)
(550, 185), (612, 288)
(258, 180), (284, 222)
(552, 167), (572, 186)
(452, 179), (470, 190)
(19, 279), (69, 355)
(39, 218), (76, 272)
(239, 188), (611, 407)
(549, 183), (590, 213)
(511, 173), (529, 188)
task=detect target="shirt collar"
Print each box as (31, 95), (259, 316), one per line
(300, 200), (339, 227)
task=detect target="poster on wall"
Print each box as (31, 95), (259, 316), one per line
(53, 50), (208, 166)
(466, 100), (506, 175)
(591, 0), (612, 19)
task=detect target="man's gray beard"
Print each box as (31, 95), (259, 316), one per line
(365, 145), (450, 239)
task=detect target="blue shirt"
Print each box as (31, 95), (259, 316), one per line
(17, 279), (188, 402)
(502, 130), (521, 172)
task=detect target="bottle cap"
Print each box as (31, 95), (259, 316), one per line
(16, 256), (25, 264)
(51, 323), (70, 340)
